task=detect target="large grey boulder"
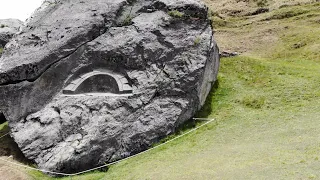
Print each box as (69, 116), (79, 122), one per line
(0, 19), (23, 48)
(0, 0), (219, 174)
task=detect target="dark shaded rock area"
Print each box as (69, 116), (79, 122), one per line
(0, 0), (220, 174)
(0, 113), (7, 124)
(76, 74), (119, 94)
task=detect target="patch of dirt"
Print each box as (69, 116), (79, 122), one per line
(203, 0), (254, 16)
(214, 25), (279, 56)
(0, 124), (35, 180)
(203, 0), (315, 16)
(0, 147), (11, 156)
(0, 157), (33, 180)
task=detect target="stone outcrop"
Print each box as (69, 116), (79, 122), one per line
(0, 19), (23, 48)
(0, 0), (220, 174)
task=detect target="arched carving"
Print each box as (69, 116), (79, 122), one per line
(63, 69), (132, 95)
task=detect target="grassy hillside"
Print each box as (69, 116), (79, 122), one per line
(1, 0), (320, 179)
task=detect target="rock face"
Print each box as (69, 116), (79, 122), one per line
(0, 0), (219, 174)
(0, 19), (23, 48)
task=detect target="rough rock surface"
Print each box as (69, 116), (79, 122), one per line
(0, 19), (23, 48)
(0, 0), (220, 174)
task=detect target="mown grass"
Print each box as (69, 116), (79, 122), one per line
(1, 1), (320, 180)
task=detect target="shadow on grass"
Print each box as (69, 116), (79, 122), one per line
(195, 80), (220, 118)
(181, 80), (220, 130)
(0, 122), (34, 165)
(156, 80), (221, 145)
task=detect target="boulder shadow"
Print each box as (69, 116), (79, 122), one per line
(0, 113), (7, 124)
(173, 80), (220, 134)
(195, 80), (220, 118)
(0, 121), (34, 165)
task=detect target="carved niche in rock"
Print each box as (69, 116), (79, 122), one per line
(63, 69), (133, 95)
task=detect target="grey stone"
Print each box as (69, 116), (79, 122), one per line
(0, 19), (23, 49)
(0, 0), (220, 174)
(220, 51), (239, 57)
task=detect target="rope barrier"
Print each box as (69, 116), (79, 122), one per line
(0, 132), (9, 139)
(193, 118), (213, 121)
(0, 118), (215, 177)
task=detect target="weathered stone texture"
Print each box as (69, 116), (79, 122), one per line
(0, 0), (219, 173)
(0, 19), (23, 57)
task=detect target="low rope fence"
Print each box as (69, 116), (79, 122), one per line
(0, 132), (9, 139)
(0, 118), (216, 177)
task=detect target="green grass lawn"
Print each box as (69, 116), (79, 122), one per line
(1, 2), (320, 180)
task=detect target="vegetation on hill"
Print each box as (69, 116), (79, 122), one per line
(1, 0), (320, 179)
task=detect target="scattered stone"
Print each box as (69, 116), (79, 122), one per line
(246, 8), (269, 16)
(220, 51), (239, 57)
(292, 42), (306, 49)
(0, 0), (219, 174)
